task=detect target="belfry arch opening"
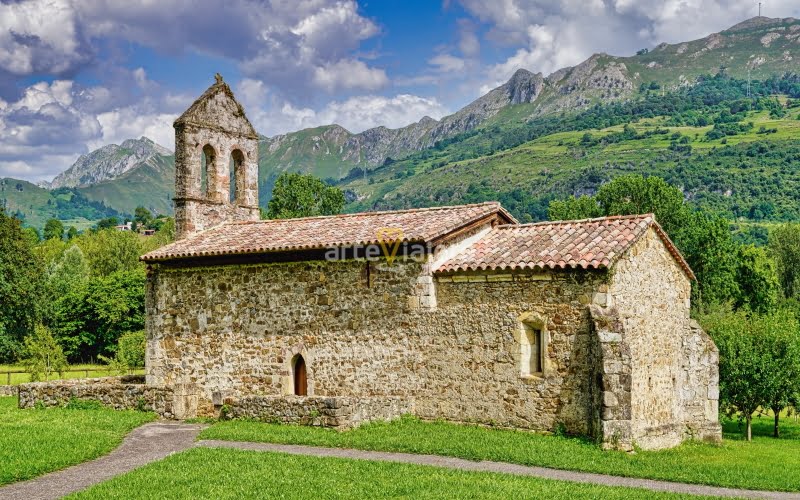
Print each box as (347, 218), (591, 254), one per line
(292, 354), (307, 396)
(201, 144), (216, 198)
(229, 149), (244, 204)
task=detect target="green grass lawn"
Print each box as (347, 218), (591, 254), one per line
(0, 397), (155, 485)
(200, 414), (800, 492)
(67, 447), (711, 500)
(0, 364), (144, 385)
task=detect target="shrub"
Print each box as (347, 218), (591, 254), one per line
(100, 330), (145, 374)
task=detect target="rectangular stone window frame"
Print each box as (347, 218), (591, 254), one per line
(517, 314), (549, 379)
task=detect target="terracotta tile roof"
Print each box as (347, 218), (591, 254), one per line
(435, 214), (695, 280)
(141, 202), (515, 262)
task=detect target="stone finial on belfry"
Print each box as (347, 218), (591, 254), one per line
(215, 73), (223, 84)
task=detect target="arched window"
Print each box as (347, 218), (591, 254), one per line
(201, 144), (216, 198)
(229, 149), (244, 204)
(292, 354), (307, 396)
(520, 323), (544, 376)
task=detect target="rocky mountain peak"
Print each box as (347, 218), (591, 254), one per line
(49, 136), (173, 189)
(504, 69), (545, 104)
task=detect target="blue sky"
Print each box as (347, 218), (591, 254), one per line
(1, 0), (799, 182)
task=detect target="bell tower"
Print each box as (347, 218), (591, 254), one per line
(173, 74), (260, 239)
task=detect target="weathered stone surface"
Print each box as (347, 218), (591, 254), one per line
(227, 396), (413, 429)
(0, 385), (16, 397)
(17, 377), (182, 418)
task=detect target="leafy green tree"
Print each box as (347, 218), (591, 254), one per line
(702, 308), (800, 440)
(66, 226), (79, 240)
(734, 245), (779, 313)
(52, 269), (145, 361)
(678, 211), (739, 307)
(76, 229), (143, 277)
(43, 218), (64, 240)
(95, 217), (119, 230)
(43, 245), (90, 321)
(760, 310), (800, 437)
(266, 172), (345, 219)
(594, 175), (689, 238)
(22, 324), (67, 382)
(0, 209), (44, 361)
(134, 206), (154, 229)
(769, 223), (800, 299)
(547, 195), (602, 220)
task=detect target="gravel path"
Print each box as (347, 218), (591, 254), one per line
(0, 422), (205, 500)
(198, 439), (800, 499)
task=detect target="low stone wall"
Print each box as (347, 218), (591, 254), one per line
(17, 377), (184, 419)
(0, 385), (16, 397)
(227, 396), (413, 429)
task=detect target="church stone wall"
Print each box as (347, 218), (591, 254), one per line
(608, 228), (721, 449)
(146, 258), (604, 433)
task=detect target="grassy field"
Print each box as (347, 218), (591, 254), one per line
(200, 414), (800, 492)
(67, 447), (711, 500)
(0, 397), (154, 485)
(0, 364), (144, 386)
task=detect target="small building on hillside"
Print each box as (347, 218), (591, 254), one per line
(139, 76), (721, 450)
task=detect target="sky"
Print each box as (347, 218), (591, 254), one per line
(1, 0), (799, 183)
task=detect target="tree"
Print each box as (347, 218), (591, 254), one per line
(43, 245), (90, 321)
(52, 269), (146, 361)
(678, 211), (739, 307)
(43, 218), (64, 240)
(76, 229), (143, 277)
(134, 206), (154, 229)
(22, 324), (67, 382)
(769, 223), (800, 299)
(265, 172), (345, 219)
(547, 195), (602, 220)
(702, 308), (800, 440)
(594, 175), (689, 238)
(0, 209), (44, 361)
(95, 217), (119, 230)
(66, 226), (79, 240)
(734, 245), (779, 313)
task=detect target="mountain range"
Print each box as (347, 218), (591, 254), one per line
(3, 16), (800, 229)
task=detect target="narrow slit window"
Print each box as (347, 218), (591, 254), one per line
(201, 144), (216, 198)
(230, 149), (244, 203)
(521, 324), (544, 376)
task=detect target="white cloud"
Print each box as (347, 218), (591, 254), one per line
(0, 0), (90, 75)
(429, 54), (467, 73)
(312, 59), (388, 93)
(458, 0), (800, 91)
(0, 0), (385, 97)
(242, 90), (449, 137)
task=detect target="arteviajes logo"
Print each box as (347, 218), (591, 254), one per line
(375, 227), (404, 265)
(323, 226), (430, 264)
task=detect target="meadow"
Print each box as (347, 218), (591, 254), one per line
(0, 397), (154, 485)
(199, 413), (800, 492)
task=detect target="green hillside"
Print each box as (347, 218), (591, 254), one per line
(77, 154), (175, 217)
(340, 73), (800, 223)
(0, 179), (122, 231)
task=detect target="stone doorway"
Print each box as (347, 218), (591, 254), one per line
(293, 355), (307, 396)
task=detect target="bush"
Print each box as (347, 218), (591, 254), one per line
(100, 330), (145, 374)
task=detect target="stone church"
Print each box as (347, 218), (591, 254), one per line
(141, 76), (721, 450)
